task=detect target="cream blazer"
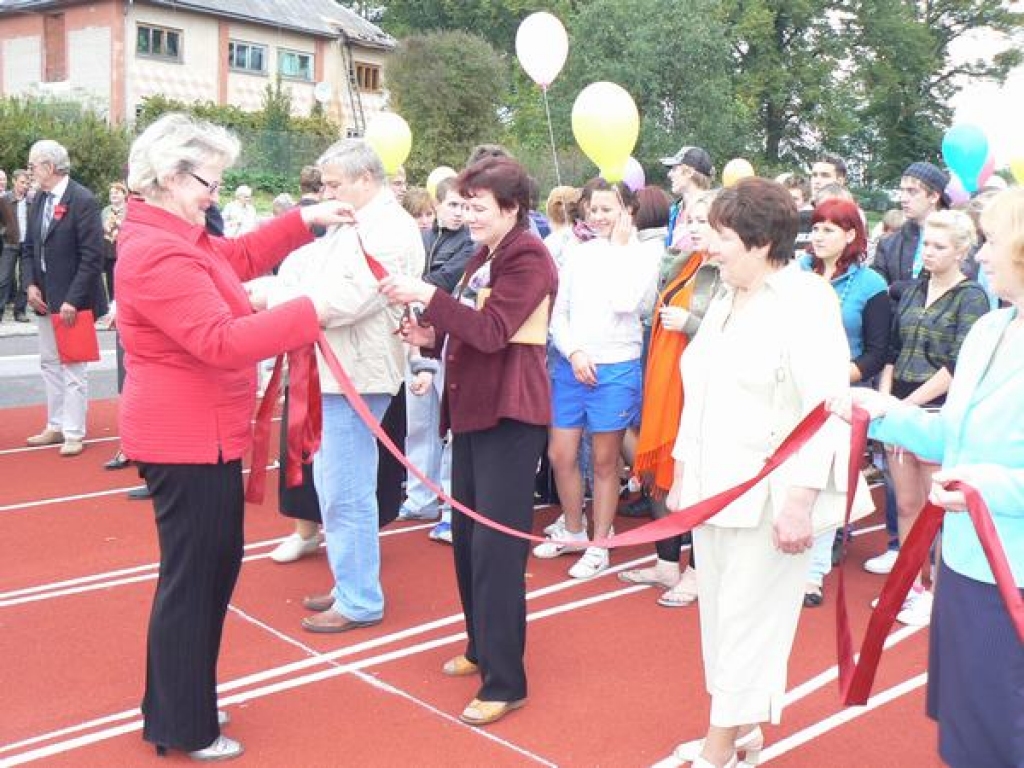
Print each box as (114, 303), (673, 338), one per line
(673, 264), (873, 532)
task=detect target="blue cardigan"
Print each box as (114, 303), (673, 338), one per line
(870, 307), (1023, 586)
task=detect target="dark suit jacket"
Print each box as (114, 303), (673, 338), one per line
(21, 178), (108, 315)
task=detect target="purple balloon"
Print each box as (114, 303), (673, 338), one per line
(946, 172), (970, 206)
(623, 157), (645, 192)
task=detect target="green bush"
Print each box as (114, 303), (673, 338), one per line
(0, 96), (131, 194)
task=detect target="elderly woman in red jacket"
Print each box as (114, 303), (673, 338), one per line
(117, 113), (351, 761)
(381, 157), (558, 727)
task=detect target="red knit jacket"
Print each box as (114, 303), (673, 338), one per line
(116, 199), (319, 463)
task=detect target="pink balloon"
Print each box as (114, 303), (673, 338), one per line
(977, 153), (996, 188)
(622, 157), (645, 192)
(946, 172), (970, 207)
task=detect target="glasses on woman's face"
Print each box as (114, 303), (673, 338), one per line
(188, 172), (221, 194)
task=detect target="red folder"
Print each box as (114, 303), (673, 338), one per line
(51, 310), (100, 364)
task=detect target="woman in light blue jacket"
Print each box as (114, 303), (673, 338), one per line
(830, 187), (1022, 768)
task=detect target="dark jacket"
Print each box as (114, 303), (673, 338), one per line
(0, 192), (18, 246)
(422, 225), (475, 295)
(21, 178), (108, 316)
(872, 220), (922, 302)
(423, 225), (558, 434)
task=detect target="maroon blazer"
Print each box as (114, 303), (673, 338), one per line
(424, 224), (557, 435)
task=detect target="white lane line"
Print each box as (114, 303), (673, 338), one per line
(760, 674), (928, 763)
(0, 436), (119, 457)
(352, 670), (559, 767)
(0, 524), (434, 607)
(0, 584), (646, 765)
(228, 605), (560, 768)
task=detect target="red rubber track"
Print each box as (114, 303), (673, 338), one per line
(0, 400), (942, 767)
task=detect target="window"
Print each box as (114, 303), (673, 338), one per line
(278, 49), (313, 81)
(228, 41), (266, 74)
(137, 24), (181, 61)
(355, 63), (380, 92)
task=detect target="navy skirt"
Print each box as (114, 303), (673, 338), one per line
(927, 559), (1024, 768)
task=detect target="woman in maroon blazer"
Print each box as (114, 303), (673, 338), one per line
(117, 113), (352, 761)
(381, 157), (557, 726)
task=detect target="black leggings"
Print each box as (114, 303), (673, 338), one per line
(651, 495), (697, 568)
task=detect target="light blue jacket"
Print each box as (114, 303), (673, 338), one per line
(870, 307), (1024, 586)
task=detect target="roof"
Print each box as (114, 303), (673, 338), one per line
(0, 0), (396, 50)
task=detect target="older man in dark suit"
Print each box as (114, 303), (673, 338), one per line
(21, 139), (107, 456)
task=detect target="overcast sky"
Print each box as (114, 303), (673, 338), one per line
(950, 9), (1024, 165)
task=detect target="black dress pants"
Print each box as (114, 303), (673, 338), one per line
(137, 460), (244, 752)
(451, 419), (546, 702)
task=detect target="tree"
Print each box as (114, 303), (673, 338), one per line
(848, 0), (1022, 184)
(541, 0), (752, 183)
(375, 0), (582, 52)
(385, 31), (509, 179)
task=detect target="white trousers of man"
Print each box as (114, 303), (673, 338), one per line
(38, 316), (88, 440)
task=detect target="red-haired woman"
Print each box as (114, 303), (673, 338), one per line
(799, 198), (890, 605)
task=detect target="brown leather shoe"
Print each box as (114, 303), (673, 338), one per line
(26, 429), (64, 447)
(301, 608), (381, 634)
(302, 593), (335, 612)
(458, 697), (526, 726)
(442, 654), (479, 677)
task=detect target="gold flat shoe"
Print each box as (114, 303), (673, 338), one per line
(458, 697), (526, 726)
(442, 654), (479, 677)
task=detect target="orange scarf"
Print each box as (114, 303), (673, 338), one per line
(633, 253), (706, 494)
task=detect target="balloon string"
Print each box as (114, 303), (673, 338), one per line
(542, 87), (562, 187)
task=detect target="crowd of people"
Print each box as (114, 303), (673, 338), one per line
(4, 119), (1021, 768)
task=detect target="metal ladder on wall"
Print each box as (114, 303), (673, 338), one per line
(339, 37), (366, 137)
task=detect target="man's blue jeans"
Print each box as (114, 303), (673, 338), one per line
(314, 392), (391, 622)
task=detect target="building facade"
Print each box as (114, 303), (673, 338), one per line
(0, 0), (395, 135)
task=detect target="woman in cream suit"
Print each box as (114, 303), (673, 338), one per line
(657, 178), (871, 768)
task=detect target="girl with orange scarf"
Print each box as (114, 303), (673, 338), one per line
(619, 191), (721, 606)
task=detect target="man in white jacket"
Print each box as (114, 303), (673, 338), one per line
(262, 140), (425, 633)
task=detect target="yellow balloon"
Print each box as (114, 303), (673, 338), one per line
(364, 113), (412, 175)
(722, 158), (755, 188)
(572, 82), (639, 182)
(1010, 157), (1024, 185)
(426, 166), (457, 199)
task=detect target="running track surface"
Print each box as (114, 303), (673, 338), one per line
(0, 399), (943, 767)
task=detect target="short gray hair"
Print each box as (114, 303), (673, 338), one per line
(29, 140), (71, 174)
(127, 113), (239, 200)
(317, 139), (385, 184)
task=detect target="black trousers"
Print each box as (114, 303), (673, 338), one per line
(277, 386), (321, 523)
(137, 460), (244, 752)
(451, 419), (546, 702)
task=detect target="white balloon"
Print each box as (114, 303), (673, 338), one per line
(515, 12), (569, 90)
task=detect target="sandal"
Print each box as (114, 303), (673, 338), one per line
(617, 566), (679, 589)
(657, 567), (698, 608)
(442, 654), (479, 677)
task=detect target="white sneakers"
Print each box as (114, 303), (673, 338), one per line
(568, 547), (610, 579)
(269, 532), (323, 563)
(533, 527), (588, 559)
(870, 585), (933, 627)
(864, 548), (899, 575)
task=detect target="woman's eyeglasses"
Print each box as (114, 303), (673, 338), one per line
(188, 172), (221, 194)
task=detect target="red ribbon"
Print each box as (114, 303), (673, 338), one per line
(248, 325), (1024, 705)
(245, 347), (322, 504)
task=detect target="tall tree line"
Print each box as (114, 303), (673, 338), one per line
(342, 0), (1021, 186)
